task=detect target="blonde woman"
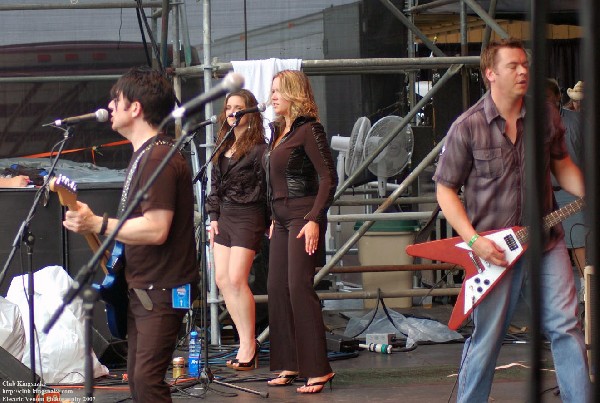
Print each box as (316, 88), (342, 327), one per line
(264, 70), (337, 393)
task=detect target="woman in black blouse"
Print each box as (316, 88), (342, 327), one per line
(207, 89), (267, 371)
(264, 70), (337, 393)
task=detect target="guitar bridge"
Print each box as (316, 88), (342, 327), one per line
(468, 251), (486, 274)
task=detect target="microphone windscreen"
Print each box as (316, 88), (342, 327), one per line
(223, 72), (244, 93)
(96, 109), (109, 122)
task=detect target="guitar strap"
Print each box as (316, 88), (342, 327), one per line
(412, 189), (463, 245)
(413, 204), (441, 245)
(117, 137), (176, 311)
(118, 138), (175, 216)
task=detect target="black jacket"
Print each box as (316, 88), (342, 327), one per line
(265, 116), (338, 222)
(206, 142), (268, 221)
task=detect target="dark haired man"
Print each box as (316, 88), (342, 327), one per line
(63, 67), (198, 402)
(434, 39), (590, 402)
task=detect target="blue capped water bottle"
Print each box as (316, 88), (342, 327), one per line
(188, 330), (201, 377)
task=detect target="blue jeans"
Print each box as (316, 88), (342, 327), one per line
(457, 241), (590, 403)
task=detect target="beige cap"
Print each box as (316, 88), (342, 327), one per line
(567, 81), (584, 101)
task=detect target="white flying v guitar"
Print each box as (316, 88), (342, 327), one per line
(406, 198), (584, 330)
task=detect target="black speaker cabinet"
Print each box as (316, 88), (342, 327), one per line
(0, 346), (40, 397)
(0, 187), (63, 297)
(0, 182), (125, 366)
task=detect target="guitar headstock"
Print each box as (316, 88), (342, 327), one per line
(49, 174), (77, 207)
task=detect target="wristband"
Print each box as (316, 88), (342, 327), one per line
(467, 233), (480, 248)
(99, 213), (109, 236)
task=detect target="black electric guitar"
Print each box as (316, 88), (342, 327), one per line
(50, 174), (128, 339)
(98, 240), (128, 339)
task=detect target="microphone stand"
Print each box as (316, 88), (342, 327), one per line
(43, 117), (200, 398)
(0, 125), (74, 399)
(191, 117), (268, 398)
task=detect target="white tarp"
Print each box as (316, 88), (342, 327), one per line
(6, 265), (109, 383)
(0, 296), (26, 360)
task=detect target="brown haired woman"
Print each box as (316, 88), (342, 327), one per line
(207, 89), (267, 371)
(264, 70), (337, 393)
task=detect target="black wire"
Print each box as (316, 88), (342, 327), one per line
(347, 291), (384, 339)
(135, 0), (165, 73)
(415, 266), (460, 307)
(135, 5), (152, 68)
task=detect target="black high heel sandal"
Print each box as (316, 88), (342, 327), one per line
(297, 373), (336, 394)
(267, 372), (299, 387)
(225, 358), (238, 369)
(233, 340), (260, 371)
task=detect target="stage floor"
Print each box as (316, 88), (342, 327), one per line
(46, 303), (571, 402)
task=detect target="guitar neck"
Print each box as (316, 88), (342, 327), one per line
(66, 203), (110, 276)
(84, 234), (109, 274)
(515, 198), (584, 245)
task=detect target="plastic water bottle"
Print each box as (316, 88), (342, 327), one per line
(188, 330), (201, 377)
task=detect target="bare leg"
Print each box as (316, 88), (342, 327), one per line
(215, 244), (257, 363)
(214, 243), (239, 360)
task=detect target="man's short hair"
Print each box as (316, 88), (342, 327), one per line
(480, 38), (526, 90)
(110, 67), (176, 127)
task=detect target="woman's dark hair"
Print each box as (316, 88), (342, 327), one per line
(212, 89), (266, 163)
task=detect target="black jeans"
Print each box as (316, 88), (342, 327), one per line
(267, 197), (331, 378)
(127, 288), (186, 402)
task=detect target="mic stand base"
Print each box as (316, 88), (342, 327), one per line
(182, 367), (269, 398)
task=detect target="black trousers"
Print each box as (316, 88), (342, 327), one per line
(127, 288), (186, 402)
(267, 197), (332, 378)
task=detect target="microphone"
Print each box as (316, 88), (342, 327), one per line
(187, 115), (218, 132)
(179, 116), (218, 151)
(228, 103), (266, 118)
(51, 109), (109, 126)
(172, 72), (244, 119)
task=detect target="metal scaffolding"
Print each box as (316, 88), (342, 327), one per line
(0, 0), (503, 337)
(2, 1), (596, 400)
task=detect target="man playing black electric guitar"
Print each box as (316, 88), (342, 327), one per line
(62, 67), (198, 402)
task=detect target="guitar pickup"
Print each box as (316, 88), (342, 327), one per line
(503, 234), (518, 251)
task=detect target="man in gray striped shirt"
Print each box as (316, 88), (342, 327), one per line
(434, 38), (589, 402)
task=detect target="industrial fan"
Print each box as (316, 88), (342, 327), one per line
(362, 116), (413, 197)
(330, 117), (371, 187)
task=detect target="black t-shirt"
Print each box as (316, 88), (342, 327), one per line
(123, 136), (198, 290)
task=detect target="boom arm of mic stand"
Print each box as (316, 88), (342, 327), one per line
(192, 119), (238, 184)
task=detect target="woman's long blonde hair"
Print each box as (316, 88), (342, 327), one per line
(271, 70), (319, 132)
